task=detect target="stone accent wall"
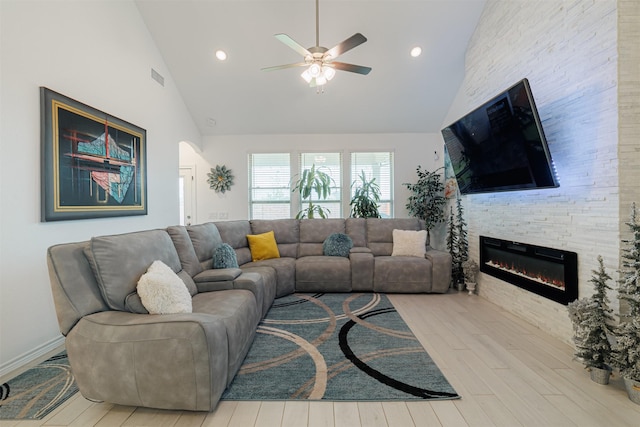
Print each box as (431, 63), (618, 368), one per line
(617, 0), (640, 315)
(454, 0), (622, 342)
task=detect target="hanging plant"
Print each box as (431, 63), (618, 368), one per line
(207, 165), (234, 193)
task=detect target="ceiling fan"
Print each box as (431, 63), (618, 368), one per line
(261, 0), (371, 89)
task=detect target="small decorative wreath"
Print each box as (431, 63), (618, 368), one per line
(207, 165), (234, 193)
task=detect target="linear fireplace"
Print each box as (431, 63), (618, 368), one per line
(479, 236), (578, 305)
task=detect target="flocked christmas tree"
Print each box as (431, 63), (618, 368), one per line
(567, 255), (614, 370)
(446, 197), (469, 288)
(446, 206), (460, 287)
(455, 197), (469, 274)
(612, 202), (640, 382)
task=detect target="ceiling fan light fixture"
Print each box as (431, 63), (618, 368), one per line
(264, 0), (369, 91)
(301, 69), (313, 83)
(308, 63), (322, 77)
(323, 66), (336, 81)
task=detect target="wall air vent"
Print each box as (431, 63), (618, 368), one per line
(151, 68), (165, 87)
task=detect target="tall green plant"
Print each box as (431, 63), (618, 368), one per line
(291, 164), (335, 219)
(403, 166), (446, 240)
(350, 171), (381, 218)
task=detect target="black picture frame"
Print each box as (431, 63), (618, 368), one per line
(40, 87), (147, 221)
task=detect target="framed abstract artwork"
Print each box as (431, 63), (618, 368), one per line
(40, 87), (147, 221)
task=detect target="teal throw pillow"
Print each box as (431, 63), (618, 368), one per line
(213, 243), (239, 268)
(323, 233), (353, 257)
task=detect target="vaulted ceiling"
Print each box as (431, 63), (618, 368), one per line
(135, 0), (486, 136)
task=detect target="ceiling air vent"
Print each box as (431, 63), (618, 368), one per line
(151, 68), (165, 87)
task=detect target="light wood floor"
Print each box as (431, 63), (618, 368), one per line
(3, 291), (640, 427)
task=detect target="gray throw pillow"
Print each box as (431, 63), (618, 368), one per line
(323, 233), (353, 257)
(213, 243), (239, 268)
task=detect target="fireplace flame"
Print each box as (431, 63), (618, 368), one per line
(486, 260), (565, 290)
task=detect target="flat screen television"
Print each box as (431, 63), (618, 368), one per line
(441, 78), (559, 195)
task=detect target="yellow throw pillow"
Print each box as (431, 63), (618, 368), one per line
(246, 230), (280, 261)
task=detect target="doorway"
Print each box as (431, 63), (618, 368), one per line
(179, 166), (196, 225)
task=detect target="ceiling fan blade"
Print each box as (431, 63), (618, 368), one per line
(274, 34), (312, 58)
(261, 62), (308, 72)
(323, 33), (367, 60)
(331, 62), (372, 75)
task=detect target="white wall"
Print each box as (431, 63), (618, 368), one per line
(0, 0), (200, 371)
(180, 133), (447, 245)
(443, 0), (622, 342)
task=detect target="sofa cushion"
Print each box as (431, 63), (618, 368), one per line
(191, 289), (260, 385)
(345, 218), (367, 248)
(295, 256), (351, 292)
(214, 243), (239, 268)
(391, 229), (427, 258)
(251, 219), (299, 258)
(166, 225), (203, 278)
(374, 256), (433, 293)
(186, 223), (223, 270)
(298, 219), (345, 257)
(137, 260), (193, 314)
(242, 258), (296, 297)
(366, 218), (422, 256)
(247, 231), (280, 261)
(323, 233), (353, 257)
(87, 230), (184, 311)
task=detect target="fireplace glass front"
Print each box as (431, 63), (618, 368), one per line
(479, 236), (578, 305)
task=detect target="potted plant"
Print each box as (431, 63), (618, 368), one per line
(403, 166), (446, 243)
(349, 170), (381, 218)
(567, 255), (615, 384)
(612, 203), (640, 403)
(291, 164), (335, 219)
(462, 259), (479, 295)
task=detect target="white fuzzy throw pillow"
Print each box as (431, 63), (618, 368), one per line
(391, 229), (427, 258)
(137, 260), (192, 314)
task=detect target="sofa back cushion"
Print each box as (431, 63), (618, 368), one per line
(298, 219), (345, 257)
(345, 218), (367, 247)
(47, 242), (110, 336)
(167, 225), (203, 277)
(215, 220), (253, 265)
(186, 223), (223, 270)
(250, 219), (299, 258)
(366, 218), (422, 256)
(86, 230), (186, 311)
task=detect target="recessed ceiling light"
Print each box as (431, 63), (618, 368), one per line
(215, 50), (227, 61)
(410, 47), (422, 58)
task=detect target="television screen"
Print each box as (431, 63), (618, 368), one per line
(441, 78), (558, 195)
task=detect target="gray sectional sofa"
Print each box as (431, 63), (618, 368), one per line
(47, 218), (451, 411)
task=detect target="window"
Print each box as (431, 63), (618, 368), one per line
(298, 152), (342, 218)
(350, 152), (394, 217)
(249, 153), (291, 219)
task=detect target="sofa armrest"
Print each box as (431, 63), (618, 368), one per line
(193, 268), (242, 292)
(425, 249), (452, 293)
(65, 311), (228, 411)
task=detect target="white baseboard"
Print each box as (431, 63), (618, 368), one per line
(0, 336), (65, 381)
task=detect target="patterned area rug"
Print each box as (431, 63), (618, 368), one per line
(222, 293), (459, 401)
(0, 352), (77, 420)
